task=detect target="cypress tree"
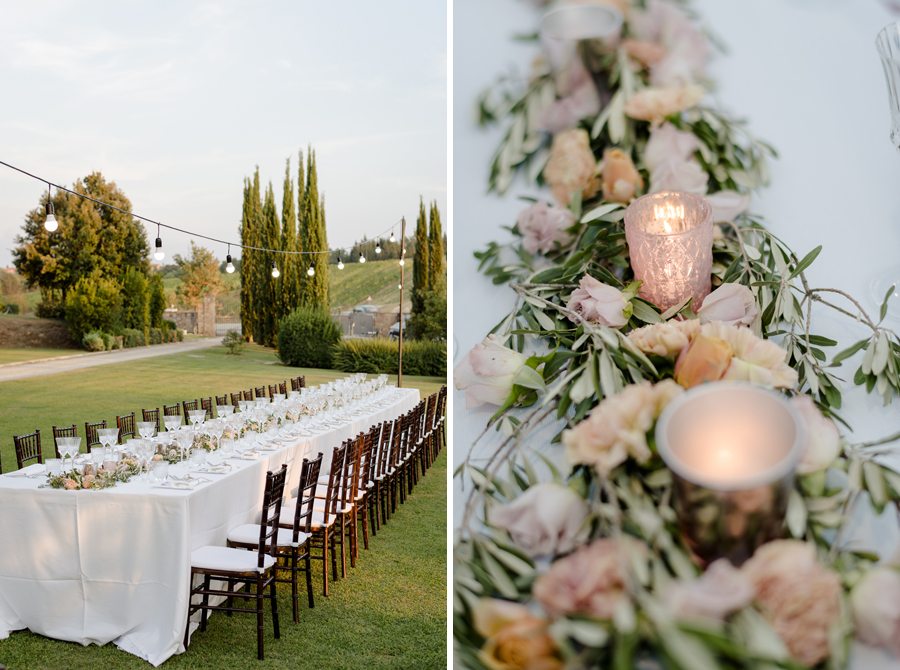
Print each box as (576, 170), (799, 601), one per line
(259, 182), (280, 347)
(299, 148), (329, 308)
(428, 201), (444, 291)
(239, 170), (262, 341)
(280, 158), (300, 323)
(411, 197), (430, 326)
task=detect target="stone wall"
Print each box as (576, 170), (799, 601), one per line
(163, 296), (216, 336)
(0, 316), (76, 349)
(164, 309), (198, 334)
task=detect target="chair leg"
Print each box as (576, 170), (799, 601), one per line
(200, 575), (211, 632)
(339, 515), (348, 578)
(305, 552), (315, 609)
(331, 528), (340, 583)
(270, 575), (280, 640)
(291, 551), (299, 624)
(257, 575), (264, 661)
(226, 577), (234, 616)
(321, 530), (330, 597)
(183, 572), (194, 650)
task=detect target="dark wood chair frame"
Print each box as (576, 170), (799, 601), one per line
(309, 443), (345, 597)
(13, 430), (42, 470)
(116, 413), (136, 444)
(142, 408), (161, 434)
(84, 420), (107, 449)
(52, 425), (77, 459)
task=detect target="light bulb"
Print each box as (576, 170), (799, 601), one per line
(375, 244), (382, 254)
(44, 202), (58, 232)
(399, 258), (405, 266)
(337, 256), (344, 270)
(359, 252), (366, 264)
(154, 237), (165, 261)
(271, 261), (280, 278)
(307, 264), (315, 277)
(226, 254), (235, 273)
(398, 284), (402, 289)
(390, 232), (395, 242)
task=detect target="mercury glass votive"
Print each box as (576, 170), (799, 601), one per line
(624, 191), (714, 311)
(655, 382), (806, 566)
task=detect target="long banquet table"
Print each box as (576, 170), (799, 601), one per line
(453, 0), (900, 667)
(0, 387), (419, 666)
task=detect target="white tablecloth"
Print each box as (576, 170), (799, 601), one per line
(452, 1), (900, 666)
(0, 387), (419, 666)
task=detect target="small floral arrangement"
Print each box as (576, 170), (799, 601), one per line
(156, 444), (184, 464)
(47, 459), (141, 491)
(194, 433), (216, 452)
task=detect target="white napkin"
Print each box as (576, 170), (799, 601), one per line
(241, 451), (261, 460)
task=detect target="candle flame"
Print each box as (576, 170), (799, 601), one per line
(654, 203), (684, 234)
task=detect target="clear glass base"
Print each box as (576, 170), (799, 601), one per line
(870, 267), (900, 318)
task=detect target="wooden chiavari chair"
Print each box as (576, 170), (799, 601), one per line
(315, 438), (360, 573)
(278, 381), (287, 395)
(185, 465), (287, 661)
(290, 377), (301, 392)
(231, 392), (243, 407)
(242, 390), (254, 401)
(200, 397), (214, 419)
(307, 443), (346, 596)
(51, 425), (77, 459)
(215, 395), (228, 407)
(356, 425), (379, 546)
(254, 386), (267, 400)
(374, 419), (395, 526)
(268, 384), (279, 398)
(142, 408), (161, 434)
(84, 420), (107, 449)
(163, 403), (182, 419)
(116, 413), (136, 444)
(299, 376), (306, 389)
(13, 430), (43, 470)
(182, 399), (199, 416)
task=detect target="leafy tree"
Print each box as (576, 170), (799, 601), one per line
(12, 172), (149, 307)
(65, 272), (123, 341)
(173, 242), (223, 308)
(148, 273), (166, 328)
(407, 274), (447, 342)
(121, 266), (149, 333)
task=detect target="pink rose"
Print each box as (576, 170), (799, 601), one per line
(643, 122), (700, 174)
(741, 540), (841, 667)
(454, 335), (529, 409)
(696, 283), (758, 327)
(517, 201), (575, 255)
(623, 84), (705, 126)
(649, 159), (708, 194)
(706, 190), (751, 223)
(663, 559), (754, 620)
(533, 537), (641, 619)
(537, 60), (601, 133)
(622, 38), (667, 67)
(81, 475), (95, 489)
(791, 395), (841, 474)
(543, 129), (600, 206)
(489, 483), (590, 558)
(566, 275), (628, 328)
(851, 567), (900, 657)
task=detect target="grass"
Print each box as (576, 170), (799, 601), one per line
(0, 348), (81, 364)
(0, 343), (447, 473)
(328, 259), (411, 311)
(0, 443), (448, 669)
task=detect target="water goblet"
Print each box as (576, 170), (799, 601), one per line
(219, 437), (234, 457)
(218, 404), (234, 416)
(91, 447), (104, 471)
(190, 447), (206, 469)
(137, 421), (156, 440)
(47, 458), (63, 477)
(152, 460), (168, 482)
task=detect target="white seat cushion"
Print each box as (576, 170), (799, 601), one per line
(191, 545), (275, 573)
(313, 499), (353, 514)
(228, 523), (310, 548)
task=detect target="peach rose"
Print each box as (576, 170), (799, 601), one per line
(791, 395), (841, 474)
(663, 559), (754, 621)
(489, 483), (590, 558)
(851, 567), (900, 657)
(81, 475), (95, 489)
(454, 335), (529, 409)
(674, 333), (733, 389)
(566, 274), (629, 328)
(517, 200), (575, 255)
(64, 478), (78, 490)
(623, 84), (704, 126)
(601, 148), (643, 203)
(696, 283), (758, 327)
(533, 537), (641, 619)
(543, 129), (600, 206)
(741, 540), (841, 667)
(563, 380), (683, 476)
(702, 321), (799, 389)
(626, 319), (700, 359)
(622, 38), (667, 67)
(473, 599), (562, 670)
(643, 122), (700, 174)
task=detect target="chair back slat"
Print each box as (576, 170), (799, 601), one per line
(215, 395), (228, 406)
(293, 453), (323, 541)
(278, 382), (287, 395)
(84, 420), (107, 448)
(321, 442), (347, 522)
(52, 425), (77, 459)
(290, 377), (300, 392)
(376, 419), (393, 478)
(200, 397), (214, 419)
(14, 430), (42, 470)
(163, 403), (181, 418)
(268, 384), (279, 398)
(339, 436), (362, 508)
(117, 413), (136, 444)
(231, 392), (243, 407)
(243, 390), (254, 401)
(142, 408), (161, 433)
(256, 465), (288, 569)
(255, 386), (266, 399)
(182, 399), (199, 416)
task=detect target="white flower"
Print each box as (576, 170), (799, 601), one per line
(851, 567), (900, 657)
(791, 395), (841, 474)
(566, 275), (629, 328)
(663, 559), (754, 620)
(649, 159), (708, 195)
(644, 122), (700, 174)
(453, 335), (528, 409)
(489, 483), (590, 558)
(706, 190), (751, 223)
(696, 283), (758, 327)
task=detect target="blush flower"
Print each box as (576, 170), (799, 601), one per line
(533, 537), (642, 619)
(673, 332), (733, 389)
(696, 283), (758, 327)
(663, 559), (754, 621)
(563, 380), (683, 476)
(741, 540), (841, 667)
(454, 335), (529, 409)
(543, 128), (600, 206)
(701, 321), (799, 389)
(643, 122), (700, 174)
(622, 38), (667, 68)
(517, 200), (575, 255)
(489, 483), (590, 558)
(790, 395), (841, 474)
(851, 567), (900, 657)
(626, 319), (700, 359)
(566, 275), (629, 328)
(473, 599), (562, 670)
(600, 148), (643, 203)
(64, 478), (78, 490)
(649, 159), (709, 195)
(623, 84), (705, 126)
(706, 190), (752, 223)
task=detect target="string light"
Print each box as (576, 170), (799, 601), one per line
(337, 256), (344, 270)
(225, 244), (235, 273)
(389, 228), (395, 243)
(271, 261), (280, 278)
(399, 257), (405, 266)
(154, 223), (165, 261)
(359, 252), (366, 264)
(44, 184), (58, 232)
(307, 264), (315, 277)
(375, 243), (382, 254)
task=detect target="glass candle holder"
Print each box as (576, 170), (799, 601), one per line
(655, 382), (806, 566)
(624, 191), (714, 311)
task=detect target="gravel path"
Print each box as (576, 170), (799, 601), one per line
(0, 337), (225, 383)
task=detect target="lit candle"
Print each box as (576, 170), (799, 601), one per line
(655, 382), (806, 565)
(624, 191), (714, 311)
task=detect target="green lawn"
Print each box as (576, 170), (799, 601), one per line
(0, 348), (81, 364)
(0, 445), (448, 670)
(0, 343), (447, 473)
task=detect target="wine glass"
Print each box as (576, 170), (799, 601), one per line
(874, 22), (900, 317)
(218, 404), (234, 416)
(137, 421), (156, 440)
(56, 437), (72, 471)
(175, 427), (194, 462)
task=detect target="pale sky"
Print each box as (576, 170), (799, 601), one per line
(0, 0), (447, 268)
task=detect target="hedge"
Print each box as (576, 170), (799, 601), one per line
(332, 338), (446, 377)
(277, 307), (342, 369)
